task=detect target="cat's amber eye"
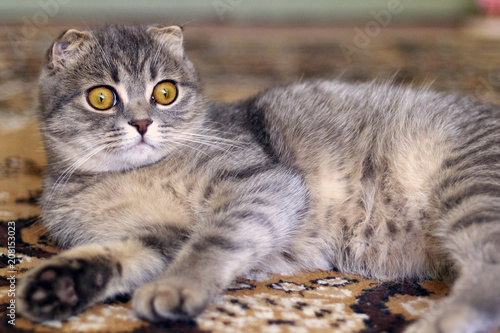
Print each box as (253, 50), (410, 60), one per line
(152, 81), (177, 105)
(87, 86), (117, 111)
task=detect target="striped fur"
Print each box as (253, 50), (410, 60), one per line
(18, 25), (500, 332)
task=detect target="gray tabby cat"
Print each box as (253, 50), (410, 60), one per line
(17, 25), (500, 333)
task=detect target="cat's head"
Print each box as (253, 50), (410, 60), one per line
(39, 25), (205, 173)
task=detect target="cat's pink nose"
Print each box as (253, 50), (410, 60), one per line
(129, 119), (152, 136)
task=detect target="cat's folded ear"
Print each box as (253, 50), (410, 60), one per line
(147, 25), (184, 58)
(47, 29), (92, 70)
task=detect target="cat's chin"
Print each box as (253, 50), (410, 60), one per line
(82, 143), (168, 173)
(129, 141), (156, 155)
(116, 143), (167, 170)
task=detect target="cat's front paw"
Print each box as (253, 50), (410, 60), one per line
(18, 257), (111, 322)
(132, 278), (210, 321)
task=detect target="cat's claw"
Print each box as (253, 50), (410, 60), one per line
(18, 257), (111, 322)
(132, 278), (210, 321)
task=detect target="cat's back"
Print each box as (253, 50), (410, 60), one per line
(247, 80), (467, 147)
(217, 80), (500, 278)
(238, 79), (500, 167)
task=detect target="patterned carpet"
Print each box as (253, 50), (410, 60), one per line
(1, 22), (500, 332)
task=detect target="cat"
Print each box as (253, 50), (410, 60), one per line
(17, 25), (500, 333)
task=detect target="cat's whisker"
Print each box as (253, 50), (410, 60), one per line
(50, 133), (114, 165)
(47, 152), (101, 204)
(197, 120), (239, 131)
(172, 135), (244, 152)
(168, 141), (210, 157)
(56, 143), (110, 182)
(158, 123), (232, 135)
(152, 37), (168, 69)
(179, 18), (200, 28)
(46, 145), (108, 204)
(161, 130), (239, 144)
(173, 131), (248, 150)
(186, 132), (246, 145)
(168, 136), (236, 157)
(49, 137), (107, 166)
(169, 126), (244, 142)
(90, 32), (113, 70)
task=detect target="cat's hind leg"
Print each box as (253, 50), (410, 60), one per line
(406, 199), (500, 333)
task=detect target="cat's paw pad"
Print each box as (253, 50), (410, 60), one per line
(18, 257), (109, 322)
(133, 279), (209, 321)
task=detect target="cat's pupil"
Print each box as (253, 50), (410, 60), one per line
(161, 89), (167, 97)
(99, 93), (104, 103)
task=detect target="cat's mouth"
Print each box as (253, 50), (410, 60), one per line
(123, 137), (157, 155)
(133, 140), (155, 150)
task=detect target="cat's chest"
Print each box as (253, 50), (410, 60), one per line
(73, 160), (207, 238)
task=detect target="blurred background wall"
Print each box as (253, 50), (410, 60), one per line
(0, 0), (482, 25)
